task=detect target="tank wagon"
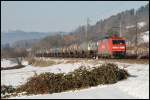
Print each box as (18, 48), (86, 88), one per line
(79, 41), (98, 58)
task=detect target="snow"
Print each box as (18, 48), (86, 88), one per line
(1, 59), (28, 68)
(22, 60), (28, 66)
(125, 25), (135, 29)
(116, 63), (149, 99)
(1, 60), (94, 87)
(138, 21), (146, 29)
(141, 31), (149, 43)
(1, 59), (18, 68)
(125, 21), (146, 29)
(10, 85), (136, 99)
(1, 58), (149, 99)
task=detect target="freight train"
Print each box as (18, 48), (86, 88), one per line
(35, 35), (126, 58)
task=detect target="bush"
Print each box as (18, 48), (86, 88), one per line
(16, 63), (129, 95)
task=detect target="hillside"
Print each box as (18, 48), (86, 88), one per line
(68, 3), (149, 45)
(33, 3), (149, 49)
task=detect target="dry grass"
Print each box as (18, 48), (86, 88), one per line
(64, 60), (79, 64)
(28, 58), (56, 67)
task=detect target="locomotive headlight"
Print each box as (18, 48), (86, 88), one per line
(112, 46), (118, 49)
(120, 46), (125, 49)
(112, 46), (125, 49)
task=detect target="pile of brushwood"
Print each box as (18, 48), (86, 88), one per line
(2, 63), (130, 98)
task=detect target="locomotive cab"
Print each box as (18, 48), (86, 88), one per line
(111, 38), (126, 58)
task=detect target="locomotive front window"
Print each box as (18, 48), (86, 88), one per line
(112, 40), (125, 44)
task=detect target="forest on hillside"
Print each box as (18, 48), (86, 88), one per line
(31, 3), (149, 51)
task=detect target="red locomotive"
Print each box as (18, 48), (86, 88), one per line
(98, 35), (126, 58)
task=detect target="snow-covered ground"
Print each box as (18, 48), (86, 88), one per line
(141, 31), (149, 43)
(1, 59), (28, 68)
(1, 58), (149, 99)
(126, 25), (135, 29)
(138, 21), (146, 29)
(1, 59), (94, 87)
(126, 21), (146, 29)
(10, 85), (136, 99)
(1, 59), (18, 68)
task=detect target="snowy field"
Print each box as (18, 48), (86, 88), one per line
(1, 58), (149, 99)
(1, 59), (18, 68)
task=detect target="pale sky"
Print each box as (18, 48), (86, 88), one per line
(1, 1), (149, 32)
